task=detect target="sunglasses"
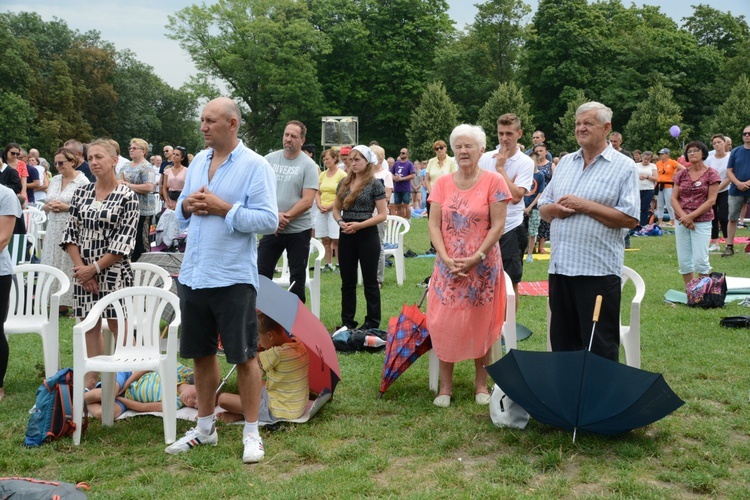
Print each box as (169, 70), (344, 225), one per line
(8, 151), (20, 156)
(434, 146), (445, 151)
(55, 161), (70, 166)
(743, 132), (750, 136)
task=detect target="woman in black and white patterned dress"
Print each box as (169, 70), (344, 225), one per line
(63, 139), (139, 389)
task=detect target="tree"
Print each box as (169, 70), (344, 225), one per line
(472, 0), (531, 83)
(701, 75), (750, 147)
(520, 0), (609, 138)
(477, 82), (534, 148)
(682, 4), (749, 58)
(168, 0), (331, 154)
(406, 82), (459, 160)
(552, 88), (588, 154)
(310, 0), (454, 154)
(431, 34), (496, 123)
(623, 83), (684, 154)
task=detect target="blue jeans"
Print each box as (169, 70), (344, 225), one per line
(675, 220), (711, 276)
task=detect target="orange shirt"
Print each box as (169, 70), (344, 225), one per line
(656, 158), (679, 185)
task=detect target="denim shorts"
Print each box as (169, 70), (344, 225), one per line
(393, 191), (412, 204)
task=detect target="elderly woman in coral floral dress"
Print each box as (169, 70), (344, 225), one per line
(427, 124), (510, 408)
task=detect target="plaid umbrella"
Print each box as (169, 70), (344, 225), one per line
(380, 289), (432, 396)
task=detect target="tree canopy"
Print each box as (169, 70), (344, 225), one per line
(0, 11), (201, 160)
(3, 0), (750, 161)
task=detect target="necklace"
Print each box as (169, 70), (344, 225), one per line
(456, 169), (480, 189)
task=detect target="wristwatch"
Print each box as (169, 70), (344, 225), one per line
(477, 250), (486, 261)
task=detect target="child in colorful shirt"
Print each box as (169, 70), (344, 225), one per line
(217, 312), (309, 423)
(84, 362), (197, 419)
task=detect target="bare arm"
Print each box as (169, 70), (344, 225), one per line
(0, 215), (15, 251)
(116, 397), (164, 413)
(452, 201), (507, 277)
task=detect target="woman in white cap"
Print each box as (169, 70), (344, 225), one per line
(333, 145), (387, 330)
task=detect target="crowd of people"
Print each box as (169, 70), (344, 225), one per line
(1, 95), (749, 464)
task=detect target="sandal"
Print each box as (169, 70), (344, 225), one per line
(433, 394), (451, 408)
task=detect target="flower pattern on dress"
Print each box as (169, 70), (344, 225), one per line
(431, 182), (508, 308)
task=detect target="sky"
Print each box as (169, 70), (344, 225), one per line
(6, 0), (750, 89)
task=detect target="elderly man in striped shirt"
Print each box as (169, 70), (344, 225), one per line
(538, 102), (639, 362)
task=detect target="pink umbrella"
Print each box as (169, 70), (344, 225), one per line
(256, 275), (341, 394)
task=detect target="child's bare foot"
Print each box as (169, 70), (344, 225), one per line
(216, 411), (244, 423)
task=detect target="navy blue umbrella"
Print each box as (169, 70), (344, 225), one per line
(485, 349), (684, 441)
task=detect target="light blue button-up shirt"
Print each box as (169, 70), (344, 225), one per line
(176, 141), (278, 289)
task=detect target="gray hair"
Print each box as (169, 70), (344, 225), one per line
(449, 124), (486, 152)
(576, 101), (613, 125)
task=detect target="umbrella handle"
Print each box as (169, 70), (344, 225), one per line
(417, 286), (429, 309)
(588, 295), (603, 352)
(592, 295), (603, 322)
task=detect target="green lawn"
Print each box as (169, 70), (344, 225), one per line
(2, 218), (750, 498)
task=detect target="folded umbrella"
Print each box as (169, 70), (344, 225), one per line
(380, 288), (432, 396)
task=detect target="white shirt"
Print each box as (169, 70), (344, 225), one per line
(33, 165), (47, 201)
(478, 146), (534, 233)
(705, 154), (730, 193)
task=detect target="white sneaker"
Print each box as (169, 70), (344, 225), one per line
(708, 243), (720, 252)
(242, 434), (265, 463)
(165, 427), (218, 454)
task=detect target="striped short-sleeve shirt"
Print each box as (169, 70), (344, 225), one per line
(259, 341), (310, 420)
(537, 145), (639, 276)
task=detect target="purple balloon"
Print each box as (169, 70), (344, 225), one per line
(669, 125), (681, 138)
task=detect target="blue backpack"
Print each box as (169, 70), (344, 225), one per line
(24, 368), (85, 447)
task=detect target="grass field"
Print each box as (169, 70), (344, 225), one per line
(1, 217), (750, 498)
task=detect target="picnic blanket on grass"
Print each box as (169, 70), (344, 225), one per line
(112, 390), (331, 426)
(518, 281), (549, 296)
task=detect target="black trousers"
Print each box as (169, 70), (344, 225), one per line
(0, 275), (13, 388)
(132, 215), (151, 262)
(711, 190), (729, 239)
(257, 229), (312, 304)
(548, 274), (621, 362)
(639, 189), (655, 227)
(338, 224), (381, 329)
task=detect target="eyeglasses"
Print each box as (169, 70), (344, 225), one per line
(686, 149), (702, 154)
(129, 146), (142, 151)
(8, 151), (20, 156)
(53, 161), (69, 167)
(434, 146), (445, 151)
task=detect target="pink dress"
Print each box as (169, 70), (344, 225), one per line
(427, 171), (510, 363)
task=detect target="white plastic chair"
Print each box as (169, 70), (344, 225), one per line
(429, 271), (515, 393)
(545, 265), (645, 368)
(8, 234), (36, 265)
(5, 264), (70, 379)
(22, 207), (47, 256)
(101, 262), (174, 351)
(273, 238), (324, 318)
(383, 215), (410, 286)
(131, 262), (174, 291)
(72, 286), (181, 445)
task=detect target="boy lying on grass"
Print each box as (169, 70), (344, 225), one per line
(84, 362), (197, 419)
(217, 312), (309, 424)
